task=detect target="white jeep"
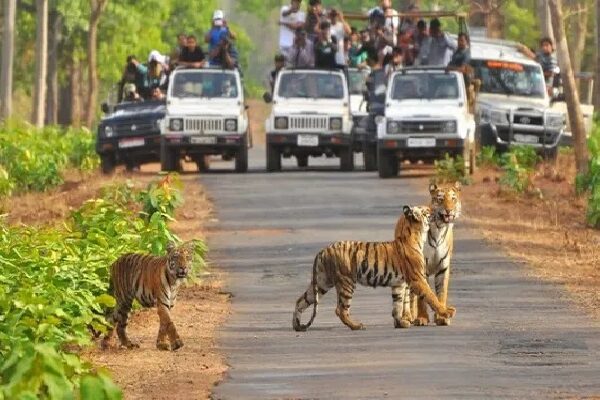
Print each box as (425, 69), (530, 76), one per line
(264, 68), (353, 171)
(377, 68), (476, 178)
(161, 68), (250, 173)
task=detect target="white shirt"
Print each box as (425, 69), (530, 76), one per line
(279, 6), (306, 49)
(330, 22), (346, 66)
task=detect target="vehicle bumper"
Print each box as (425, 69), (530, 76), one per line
(267, 132), (352, 157)
(479, 123), (563, 151)
(378, 137), (466, 159)
(161, 134), (246, 154)
(96, 136), (161, 162)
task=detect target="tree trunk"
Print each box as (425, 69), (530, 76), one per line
(70, 60), (82, 128)
(594, 0), (600, 109)
(568, 2), (588, 74)
(1, 0), (17, 120)
(32, 0), (49, 127)
(549, 0), (588, 174)
(486, 0), (504, 38)
(537, 0), (554, 39)
(46, 9), (62, 125)
(85, 0), (108, 128)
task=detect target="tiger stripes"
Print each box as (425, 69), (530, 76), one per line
(292, 205), (456, 331)
(101, 242), (194, 351)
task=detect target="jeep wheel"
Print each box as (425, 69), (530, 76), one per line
(196, 156), (210, 172)
(235, 137), (249, 173)
(340, 145), (354, 171)
(100, 153), (116, 175)
(296, 155), (308, 168)
(363, 143), (377, 171)
(378, 146), (398, 178)
(160, 140), (180, 172)
(266, 143), (281, 172)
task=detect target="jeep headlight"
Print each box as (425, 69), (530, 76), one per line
(169, 118), (183, 131)
(443, 121), (457, 133)
(480, 109), (507, 125)
(225, 118), (238, 132)
(274, 117), (288, 130)
(104, 126), (114, 138)
(329, 117), (343, 131)
(547, 114), (565, 129)
(387, 121), (400, 134)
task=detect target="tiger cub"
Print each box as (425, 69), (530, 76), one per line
(101, 242), (194, 351)
(292, 205), (456, 331)
(402, 182), (461, 327)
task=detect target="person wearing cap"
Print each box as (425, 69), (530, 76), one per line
(417, 18), (456, 66)
(368, 0), (399, 46)
(269, 54), (286, 93)
(285, 28), (315, 68)
(205, 10), (236, 56)
(280, 0), (306, 55)
(314, 20), (339, 69)
(123, 83), (142, 102)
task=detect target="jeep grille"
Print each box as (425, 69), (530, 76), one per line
(289, 116), (328, 131)
(185, 118), (223, 133)
(398, 120), (449, 134)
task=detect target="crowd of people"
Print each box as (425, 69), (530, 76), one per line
(118, 9), (240, 102)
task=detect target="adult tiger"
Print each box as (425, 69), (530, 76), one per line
(292, 205), (456, 331)
(403, 182), (461, 327)
(101, 241), (195, 351)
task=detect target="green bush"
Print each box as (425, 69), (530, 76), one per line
(476, 146), (501, 168)
(578, 124), (600, 227)
(0, 122), (99, 198)
(433, 153), (470, 185)
(0, 174), (206, 398)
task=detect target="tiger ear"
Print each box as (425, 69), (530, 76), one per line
(454, 181), (462, 192)
(166, 241), (177, 253)
(429, 183), (438, 195)
(403, 205), (412, 218)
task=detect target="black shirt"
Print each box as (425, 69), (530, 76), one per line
(314, 37), (338, 69)
(180, 46), (205, 63)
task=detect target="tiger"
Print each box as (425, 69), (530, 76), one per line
(101, 241), (195, 351)
(292, 205), (456, 332)
(401, 182), (461, 327)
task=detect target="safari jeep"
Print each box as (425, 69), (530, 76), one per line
(469, 37), (566, 159)
(377, 68), (476, 178)
(264, 68), (353, 171)
(161, 68), (250, 173)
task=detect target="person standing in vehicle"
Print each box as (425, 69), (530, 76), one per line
(368, 0), (399, 46)
(179, 35), (206, 69)
(285, 28), (315, 68)
(516, 37), (558, 94)
(314, 21), (339, 69)
(417, 18), (456, 66)
(205, 10), (236, 57)
(384, 47), (403, 78)
(279, 0), (306, 55)
(447, 33), (475, 110)
(305, 0), (325, 43)
(269, 54), (286, 94)
(328, 9), (351, 67)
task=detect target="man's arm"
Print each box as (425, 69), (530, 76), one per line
(338, 11), (352, 35)
(516, 43), (536, 60)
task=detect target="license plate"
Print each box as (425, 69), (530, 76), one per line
(118, 138), (145, 148)
(513, 134), (538, 144)
(297, 134), (319, 147)
(407, 137), (436, 148)
(191, 136), (216, 145)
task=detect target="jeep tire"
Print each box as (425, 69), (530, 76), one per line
(235, 136), (249, 173)
(363, 143), (377, 171)
(340, 145), (354, 171)
(100, 153), (116, 175)
(266, 143), (281, 172)
(160, 140), (180, 172)
(196, 155), (210, 172)
(296, 155), (308, 168)
(378, 146), (398, 178)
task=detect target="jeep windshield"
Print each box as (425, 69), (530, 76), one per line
(277, 72), (345, 99)
(472, 60), (546, 98)
(171, 71), (239, 99)
(390, 73), (459, 101)
(348, 70), (368, 95)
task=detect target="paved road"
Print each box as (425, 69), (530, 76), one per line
(203, 147), (600, 400)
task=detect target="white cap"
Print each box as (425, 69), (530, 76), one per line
(148, 50), (167, 64)
(213, 10), (224, 20)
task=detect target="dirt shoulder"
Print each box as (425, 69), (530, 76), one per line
(463, 153), (600, 320)
(4, 166), (230, 400)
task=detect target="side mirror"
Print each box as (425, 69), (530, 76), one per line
(263, 92), (273, 104)
(101, 102), (110, 114)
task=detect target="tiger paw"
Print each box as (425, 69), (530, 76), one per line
(156, 342), (170, 351)
(394, 319), (412, 329)
(123, 341), (140, 349)
(350, 323), (366, 331)
(171, 339), (184, 351)
(438, 306), (456, 319)
(413, 317), (429, 326)
(100, 339), (112, 350)
(434, 316), (451, 326)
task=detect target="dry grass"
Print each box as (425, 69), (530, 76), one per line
(463, 153), (600, 319)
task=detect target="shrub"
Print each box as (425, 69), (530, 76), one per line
(497, 146), (540, 194)
(578, 124), (600, 227)
(433, 154), (470, 185)
(0, 174), (205, 398)
(476, 145), (501, 168)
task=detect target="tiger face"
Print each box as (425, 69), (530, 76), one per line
(403, 205), (431, 232)
(429, 182), (462, 224)
(166, 242), (194, 279)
